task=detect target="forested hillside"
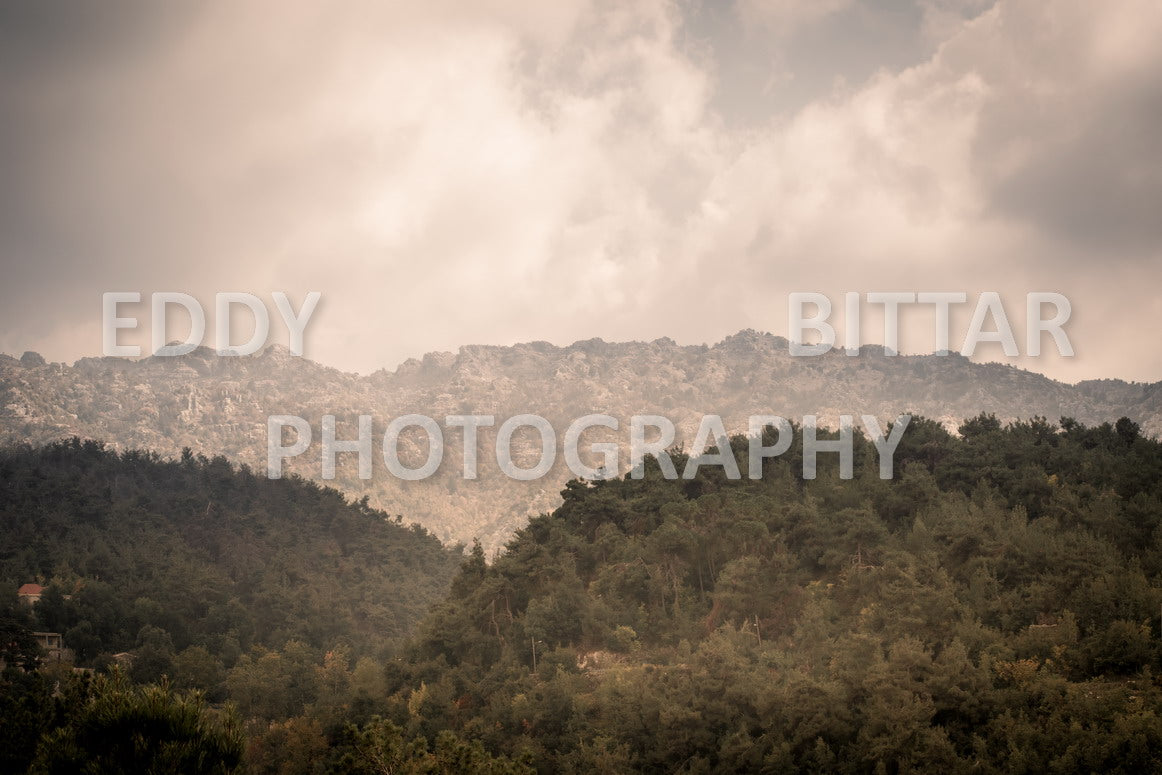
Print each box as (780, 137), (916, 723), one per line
(0, 439), (461, 670)
(373, 414), (1162, 773)
(5, 417), (1162, 772)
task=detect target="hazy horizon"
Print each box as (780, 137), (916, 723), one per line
(4, 325), (1159, 388)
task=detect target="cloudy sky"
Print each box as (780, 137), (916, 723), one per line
(1, 0), (1159, 382)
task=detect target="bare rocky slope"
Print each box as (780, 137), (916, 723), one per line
(3, 330), (1159, 549)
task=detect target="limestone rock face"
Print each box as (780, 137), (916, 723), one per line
(2, 333), (1158, 550)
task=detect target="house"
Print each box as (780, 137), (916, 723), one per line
(32, 632), (72, 664)
(17, 583), (43, 605)
(110, 652), (135, 668)
(0, 630), (70, 670)
(31, 632), (64, 659)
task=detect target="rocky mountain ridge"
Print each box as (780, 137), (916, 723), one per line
(3, 330), (1160, 549)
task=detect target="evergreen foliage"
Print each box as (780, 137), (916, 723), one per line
(0, 438), (462, 670)
(378, 415), (1162, 772)
(5, 417), (1162, 772)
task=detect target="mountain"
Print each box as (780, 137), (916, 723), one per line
(2, 330), (1160, 549)
(0, 439), (461, 666)
(7, 418), (1162, 772)
(365, 416), (1162, 772)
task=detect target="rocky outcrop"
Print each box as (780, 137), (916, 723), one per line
(2, 330), (1158, 549)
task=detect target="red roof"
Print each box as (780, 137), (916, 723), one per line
(18, 583), (44, 596)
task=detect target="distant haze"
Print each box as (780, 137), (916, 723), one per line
(1, 1), (1160, 382)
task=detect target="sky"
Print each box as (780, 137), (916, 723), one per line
(1, 0), (1160, 383)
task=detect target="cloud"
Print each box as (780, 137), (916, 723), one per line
(0, 0), (1159, 384)
(735, 0), (855, 36)
(965, 0), (1162, 252)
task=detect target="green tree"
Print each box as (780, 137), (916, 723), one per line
(29, 672), (243, 774)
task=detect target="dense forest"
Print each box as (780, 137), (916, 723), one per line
(4, 415), (1162, 772)
(0, 439), (463, 772)
(0, 438), (462, 662)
